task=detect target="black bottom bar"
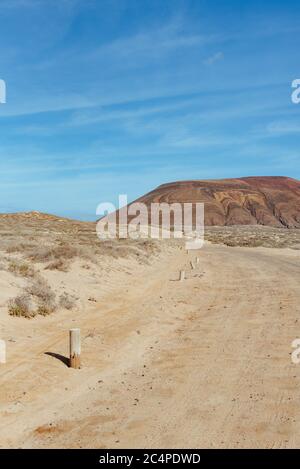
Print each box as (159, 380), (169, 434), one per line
(0, 449), (299, 466)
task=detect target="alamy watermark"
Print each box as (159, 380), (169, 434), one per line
(291, 79), (300, 104)
(0, 79), (6, 104)
(96, 195), (204, 250)
(291, 339), (300, 364)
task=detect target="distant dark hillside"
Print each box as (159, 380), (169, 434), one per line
(132, 176), (300, 228)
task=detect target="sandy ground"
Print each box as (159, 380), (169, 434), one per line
(0, 241), (300, 449)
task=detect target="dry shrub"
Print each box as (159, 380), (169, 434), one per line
(6, 242), (36, 254)
(36, 305), (53, 316)
(6, 244), (24, 254)
(58, 292), (76, 310)
(78, 244), (95, 259)
(8, 295), (35, 318)
(8, 276), (57, 318)
(8, 260), (35, 278)
(45, 258), (69, 272)
(96, 239), (159, 261)
(26, 276), (56, 315)
(27, 243), (78, 263)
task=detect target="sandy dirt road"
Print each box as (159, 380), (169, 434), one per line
(0, 242), (300, 448)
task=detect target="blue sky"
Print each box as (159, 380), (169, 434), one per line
(0, 0), (299, 220)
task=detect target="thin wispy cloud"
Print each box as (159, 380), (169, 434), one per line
(267, 121), (300, 135)
(204, 51), (224, 65)
(90, 28), (212, 61)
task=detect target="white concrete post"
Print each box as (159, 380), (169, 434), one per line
(179, 270), (185, 281)
(69, 329), (81, 369)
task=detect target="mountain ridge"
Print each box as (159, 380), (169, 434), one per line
(132, 176), (300, 228)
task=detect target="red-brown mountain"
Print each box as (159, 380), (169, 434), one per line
(131, 176), (300, 228)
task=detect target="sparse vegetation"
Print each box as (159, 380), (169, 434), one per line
(8, 260), (36, 277)
(58, 292), (76, 310)
(26, 276), (56, 315)
(26, 243), (78, 263)
(0, 214), (161, 274)
(205, 226), (300, 249)
(4, 212), (299, 322)
(45, 258), (69, 272)
(5, 242), (36, 254)
(36, 305), (54, 316)
(7, 277), (57, 318)
(8, 294), (33, 318)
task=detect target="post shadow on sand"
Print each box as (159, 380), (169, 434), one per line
(45, 352), (70, 367)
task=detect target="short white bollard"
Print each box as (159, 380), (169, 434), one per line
(179, 270), (185, 281)
(196, 257), (200, 264)
(69, 328), (81, 369)
(0, 340), (6, 364)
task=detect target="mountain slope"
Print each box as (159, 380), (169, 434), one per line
(131, 176), (300, 228)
